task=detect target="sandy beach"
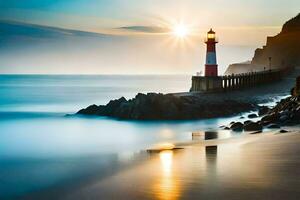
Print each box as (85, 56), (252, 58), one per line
(23, 129), (299, 200)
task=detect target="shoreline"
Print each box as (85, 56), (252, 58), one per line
(65, 129), (300, 200)
(21, 127), (300, 200)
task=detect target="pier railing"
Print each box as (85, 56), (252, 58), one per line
(221, 69), (281, 91)
(191, 66), (294, 92)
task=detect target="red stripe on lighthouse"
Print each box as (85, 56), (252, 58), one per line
(206, 44), (215, 52)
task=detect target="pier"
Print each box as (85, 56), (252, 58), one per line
(190, 68), (292, 92)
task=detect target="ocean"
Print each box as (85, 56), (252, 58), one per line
(0, 75), (282, 199)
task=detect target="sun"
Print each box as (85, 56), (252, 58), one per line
(173, 24), (189, 38)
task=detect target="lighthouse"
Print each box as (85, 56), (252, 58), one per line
(190, 28), (222, 92)
(204, 29), (218, 77)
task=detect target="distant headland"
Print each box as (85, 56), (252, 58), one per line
(226, 13), (300, 74)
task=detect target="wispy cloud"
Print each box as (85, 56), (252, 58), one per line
(117, 26), (170, 34)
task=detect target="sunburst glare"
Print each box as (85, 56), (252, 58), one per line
(173, 24), (189, 38)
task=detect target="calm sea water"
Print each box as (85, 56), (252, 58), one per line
(0, 75), (275, 199)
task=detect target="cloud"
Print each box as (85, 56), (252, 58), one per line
(0, 20), (110, 41)
(117, 26), (170, 34)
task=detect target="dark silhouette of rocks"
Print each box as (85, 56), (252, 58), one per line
(225, 76), (300, 131)
(260, 75), (300, 126)
(77, 93), (255, 120)
(260, 96), (300, 126)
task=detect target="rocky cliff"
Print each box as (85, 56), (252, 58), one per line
(226, 13), (300, 75)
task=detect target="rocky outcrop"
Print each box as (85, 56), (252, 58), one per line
(224, 76), (300, 131)
(260, 76), (300, 126)
(226, 13), (300, 75)
(226, 77), (300, 131)
(77, 93), (255, 120)
(259, 96), (300, 126)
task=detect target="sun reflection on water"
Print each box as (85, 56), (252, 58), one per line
(160, 150), (173, 175)
(152, 150), (180, 200)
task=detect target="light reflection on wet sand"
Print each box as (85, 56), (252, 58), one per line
(152, 150), (180, 200)
(61, 133), (300, 200)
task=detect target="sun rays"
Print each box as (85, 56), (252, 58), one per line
(172, 23), (189, 38)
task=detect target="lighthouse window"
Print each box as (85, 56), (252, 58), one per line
(208, 33), (215, 39)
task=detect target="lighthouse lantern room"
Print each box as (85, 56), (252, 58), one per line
(205, 29), (218, 77)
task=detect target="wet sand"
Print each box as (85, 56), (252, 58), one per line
(57, 130), (300, 200)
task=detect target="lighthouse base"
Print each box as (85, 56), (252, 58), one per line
(190, 76), (223, 92)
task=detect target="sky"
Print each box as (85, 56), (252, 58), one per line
(0, 0), (299, 74)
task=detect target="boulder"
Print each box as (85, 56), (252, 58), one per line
(261, 113), (280, 123)
(260, 120), (271, 126)
(230, 122), (244, 131)
(248, 113), (258, 119)
(244, 122), (263, 131)
(279, 114), (289, 122)
(258, 106), (270, 116)
(280, 129), (289, 133)
(266, 123), (281, 129)
(243, 120), (253, 125)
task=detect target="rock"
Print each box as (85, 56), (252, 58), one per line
(248, 113), (258, 118)
(279, 114), (289, 122)
(230, 122), (244, 131)
(261, 113), (280, 123)
(244, 122), (263, 131)
(243, 120), (253, 125)
(280, 129), (289, 133)
(258, 106), (270, 116)
(223, 127), (230, 130)
(260, 120), (271, 126)
(230, 121), (235, 125)
(266, 123), (281, 129)
(239, 116), (245, 119)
